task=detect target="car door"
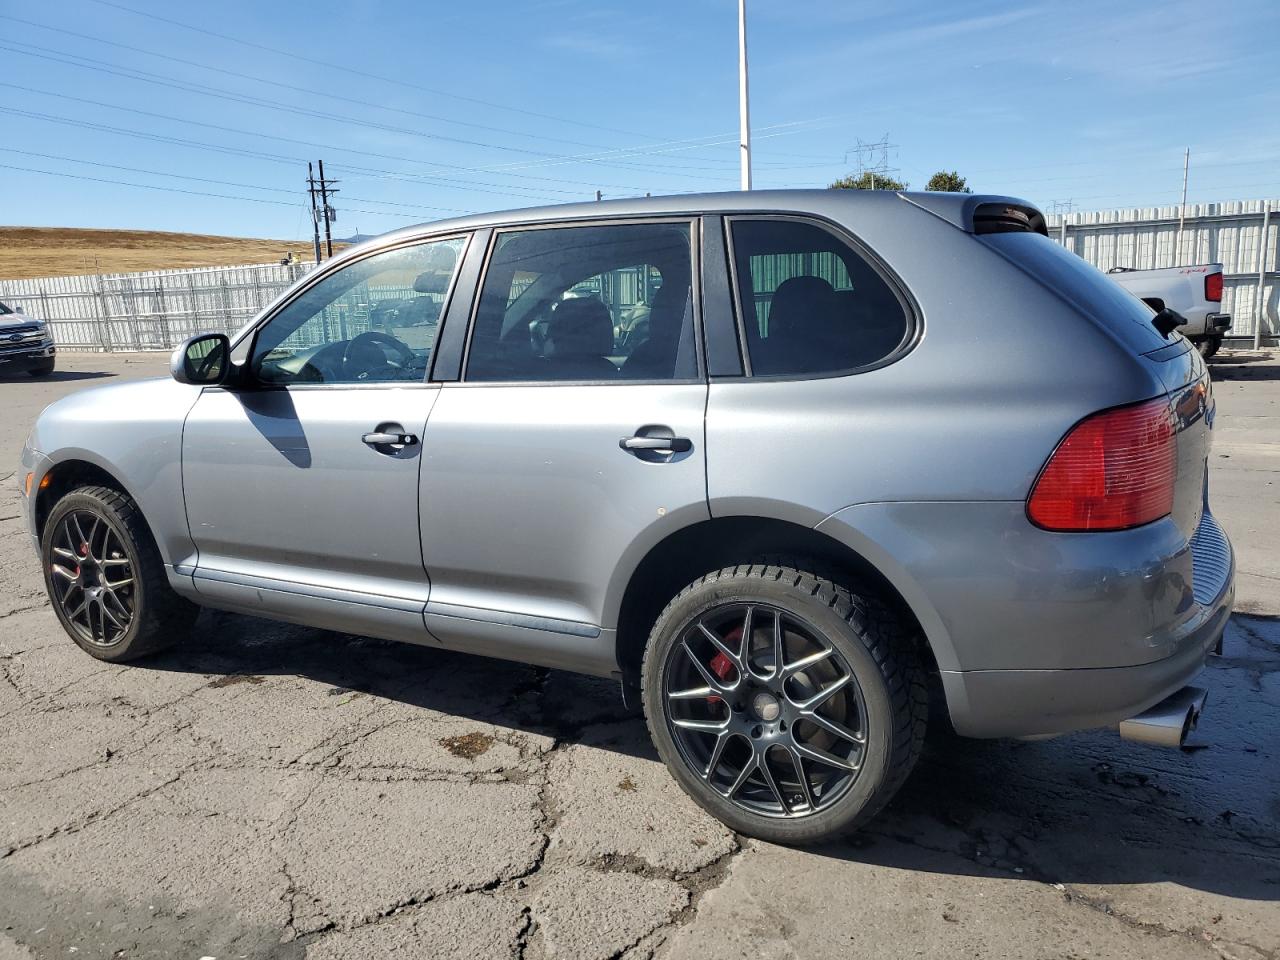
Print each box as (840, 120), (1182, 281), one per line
(418, 219), (709, 676)
(181, 233), (470, 644)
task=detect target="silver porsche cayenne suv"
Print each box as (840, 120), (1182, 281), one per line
(19, 191), (1234, 843)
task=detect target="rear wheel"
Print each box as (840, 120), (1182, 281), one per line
(642, 563), (927, 844)
(1197, 336), (1222, 359)
(41, 485), (197, 662)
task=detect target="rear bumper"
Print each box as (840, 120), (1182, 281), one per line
(1206, 313), (1232, 334)
(940, 511), (1235, 739)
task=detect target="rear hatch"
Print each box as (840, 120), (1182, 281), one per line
(979, 225), (1213, 543)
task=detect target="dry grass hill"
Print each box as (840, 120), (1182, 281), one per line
(0, 226), (348, 279)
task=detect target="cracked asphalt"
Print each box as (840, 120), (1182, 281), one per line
(2, 352), (1278, 960)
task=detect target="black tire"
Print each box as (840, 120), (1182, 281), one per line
(641, 563), (927, 845)
(41, 485), (198, 662)
(27, 360), (55, 377)
(1197, 336), (1222, 359)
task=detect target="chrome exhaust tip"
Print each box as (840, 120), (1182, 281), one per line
(1118, 686), (1208, 748)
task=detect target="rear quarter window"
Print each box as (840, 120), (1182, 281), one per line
(728, 217), (911, 377)
(981, 232), (1171, 354)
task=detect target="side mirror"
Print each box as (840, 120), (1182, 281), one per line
(171, 333), (230, 385)
(14, 305), (25, 315)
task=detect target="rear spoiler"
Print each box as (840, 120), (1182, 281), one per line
(898, 193), (1049, 237)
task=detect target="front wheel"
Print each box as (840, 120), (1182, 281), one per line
(41, 485), (198, 662)
(641, 564), (927, 845)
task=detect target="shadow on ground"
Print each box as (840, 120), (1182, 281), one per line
(138, 608), (1280, 904)
(0, 370), (117, 383)
(1211, 351), (1280, 380)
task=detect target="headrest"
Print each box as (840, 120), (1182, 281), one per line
(644, 282), (689, 339)
(769, 276), (836, 335)
(546, 296), (613, 358)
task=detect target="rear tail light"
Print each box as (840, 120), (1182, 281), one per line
(1028, 397), (1176, 531)
(1205, 272), (1223, 302)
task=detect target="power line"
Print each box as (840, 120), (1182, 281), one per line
(0, 146), (476, 215)
(0, 14), (611, 152)
(0, 38), (830, 178)
(0, 84), (734, 194)
(2, 13), (827, 168)
(0, 161), (431, 218)
(79, 0), (853, 168)
(0, 42), (566, 161)
(0, 105), (633, 202)
(1, 13), (845, 173)
(0, 146), (294, 193)
(0, 81), (747, 187)
(81, 0), (696, 142)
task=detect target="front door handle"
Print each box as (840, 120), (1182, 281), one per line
(619, 435), (692, 453)
(363, 431), (418, 447)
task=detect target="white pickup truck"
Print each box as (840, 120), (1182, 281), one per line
(1107, 263), (1232, 357)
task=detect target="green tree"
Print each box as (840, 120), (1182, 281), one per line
(828, 171), (908, 191)
(924, 170), (971, 193)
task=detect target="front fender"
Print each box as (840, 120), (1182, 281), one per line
(25, 377), (202, 570)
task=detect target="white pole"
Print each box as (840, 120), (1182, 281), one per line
(1176, 147), (1189, 264)
(1255, 204), (1272, 351)
(737, 0), (752, 191)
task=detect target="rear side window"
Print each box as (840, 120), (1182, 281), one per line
(728, 218), (908, 376)
(981, 232), (1171, 354)
(466, 222), (696, 383)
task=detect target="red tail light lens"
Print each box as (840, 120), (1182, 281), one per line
(1205, 272), (1223, 302)
(1028, 398), (1176, 531)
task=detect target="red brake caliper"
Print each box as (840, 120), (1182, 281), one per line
(707, 625), (742, 705)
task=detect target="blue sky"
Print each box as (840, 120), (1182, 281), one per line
(1, 0), (1277, 239)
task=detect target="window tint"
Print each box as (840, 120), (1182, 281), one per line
(729, 219), (908, 376)
(251, 236), (466, 385)
(466, 222), (696, 382)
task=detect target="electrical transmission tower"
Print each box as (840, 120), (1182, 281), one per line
(843, 135), (900, 189)
(1047, 199), (1076, 216)
(307, 160), (340, 261)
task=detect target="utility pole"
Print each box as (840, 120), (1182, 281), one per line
(318, 159), (338, 260)
(306, 162), (322, 264)
(737, 0), (752, 191)
(1176, 147), (1190, 265)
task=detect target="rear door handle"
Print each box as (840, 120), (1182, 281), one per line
(363, 431), (418, 446)
(619, 435), (692, 453)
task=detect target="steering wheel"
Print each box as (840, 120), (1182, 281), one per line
(341, 330), (417, 381)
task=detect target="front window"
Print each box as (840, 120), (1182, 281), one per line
(466, 222), (697, 382)
(250, 236), (467, 385)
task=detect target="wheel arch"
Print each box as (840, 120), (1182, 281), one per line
(610, 514), (950, 690)
(34, 454), (161, 553)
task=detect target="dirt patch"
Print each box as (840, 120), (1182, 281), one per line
(0, 226), (347, 279)
(440, 731), (496, 760)
(207, 674), (267, 689)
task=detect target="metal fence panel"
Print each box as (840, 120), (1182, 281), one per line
(0, 261), (315, 351)
(1047, 199), (1278, 341)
